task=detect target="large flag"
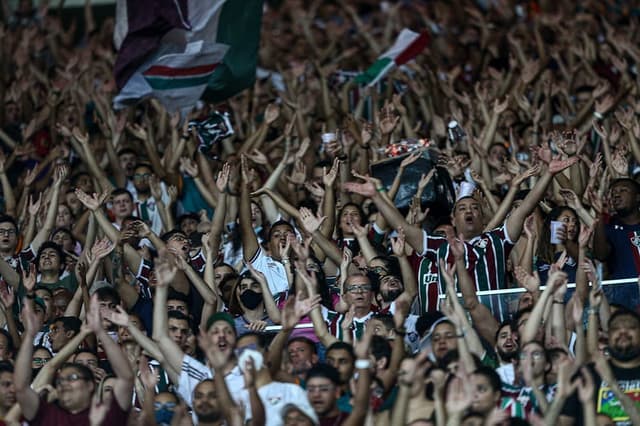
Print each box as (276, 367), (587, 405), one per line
(355, 29), (429, 87)
(113, 0), (264, 113)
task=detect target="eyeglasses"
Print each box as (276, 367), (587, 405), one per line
(346, 285), (371, 294)
(0, 229), (16, 236)
(33, 357), (51, 366)
(55, 373), (89, 386)
(133, 173), (152, 180)
(307, 384), (334, 393)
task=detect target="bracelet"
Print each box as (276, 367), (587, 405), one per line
(281, 258), (290, 264)
(355, 359), (372, 369)
(552, 300), (564, 305)
(394, 327), (407, 336)
(587, 308), (598, 315)
(593, 111), (604, 120)
(376, 186), (386, 193)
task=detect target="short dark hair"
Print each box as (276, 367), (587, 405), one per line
(610, 178), (640, 195)
(371, 336), (391, 368)
(161, 229), (189, 243)
(326, 341), (355, 361)
(168, 310), (192, 328)
(167, 289), (189, 305)
(0, 329), (15, 355)
(306, 363), (340, 385)
(267, 220), (294, 241)
(53, 316), (82, 335)
(495, 320), (513, 342)
(117, 148), (138, 158)
(111, 188), (133, 201)
(608, 308), (640, 330)
(472, 365), (502, 392)
(238, 332), (267, 349)
(95, 287), (121, 306)
(0, 215), (17, 231)
(35, 241), (66, 273)
(59, 362), (95, 384)
(371, 313), (395, 331)
(0, 361), (13, 375)
(287, 336), (317, 354)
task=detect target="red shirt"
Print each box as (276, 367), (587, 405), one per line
(29, 395), (129, 426)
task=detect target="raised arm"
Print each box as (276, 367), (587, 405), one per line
(86, 293), (134, 411)
(14, 298), (42, 421)
(30, 165), (67, 252)
(343, 180), (424, 254)
(151, 253), (185, 376)
(506, 157), (579, 242)
(239, 156), (260, 262)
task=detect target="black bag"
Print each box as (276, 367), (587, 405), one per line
(370, 149), (455, 219)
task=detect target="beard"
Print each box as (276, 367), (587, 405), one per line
(497, 347), (518, 363)
(608, 345), (640, 362)
(381, 289), (403, 303)
(196, 411), (221, 423)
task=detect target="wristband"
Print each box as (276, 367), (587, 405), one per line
(355, 359), (372, 369)
(587, 308), (598, 315)
(552, 300), (564, 305)
(376, 186), (386, 193)
(394, 327), (407, 336)
(593, 111), (604, 120)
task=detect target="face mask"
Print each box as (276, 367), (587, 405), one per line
(154, 403), (176, 426)
(240, 290), (263, 310)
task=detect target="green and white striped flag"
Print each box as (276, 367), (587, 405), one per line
(355, 29), (429, 87)
(114, 0), (264, 113)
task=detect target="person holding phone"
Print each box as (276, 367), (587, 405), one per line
(535, 206), (580, 285)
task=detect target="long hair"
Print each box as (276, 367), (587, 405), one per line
(537, 206), (578, 265)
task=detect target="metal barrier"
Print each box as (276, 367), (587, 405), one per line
(259, 278), (639, 332)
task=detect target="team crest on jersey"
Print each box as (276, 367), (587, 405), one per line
(631, 234), (640, 248)
(474, 238), (489, 249)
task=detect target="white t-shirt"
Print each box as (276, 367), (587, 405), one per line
(248, 247), (289, 296)
(255, 381), (317, 426)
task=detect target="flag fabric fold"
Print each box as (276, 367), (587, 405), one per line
(355, 29), (430, 87)
(113, 0), (264, 113)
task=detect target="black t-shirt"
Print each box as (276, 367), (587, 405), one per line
(561, 361), (640, 426)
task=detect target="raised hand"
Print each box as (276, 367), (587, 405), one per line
(139, 355), (158, 390)
(514, 266), (540, 293)
(576, 368), (596, 403)
(298, 207), (326, 234)
(290, 237), (311, 262)
(287, 159), (307, 186)
(246, 149), (269, 166)
(154, 251), (178, 287)
(85, 294), (104, 334)
(418, 169), (436, 191)
(21, 264), (37, 294)
(390, 227), (406, 257)
(342, 181), (376, 198)
(28, 193), (42, 217)
(89, 393), (111, 426)
(75, 189), (106, 212)
(53, 164), (69, 187)
(0, 282), (15, 310)
(548, 154), (579, 174)
(102, 305), (130, 327)
(91, 238), (115, 261)
(179, 157), (199, 178)
(264, 103), (280, 125)
(322, 157), (340, 188)
(523, 215), (537, 239)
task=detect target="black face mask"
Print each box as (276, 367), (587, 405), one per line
(240, 290), (263, 310)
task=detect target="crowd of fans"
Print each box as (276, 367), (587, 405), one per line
(0, 0), (639, 425)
